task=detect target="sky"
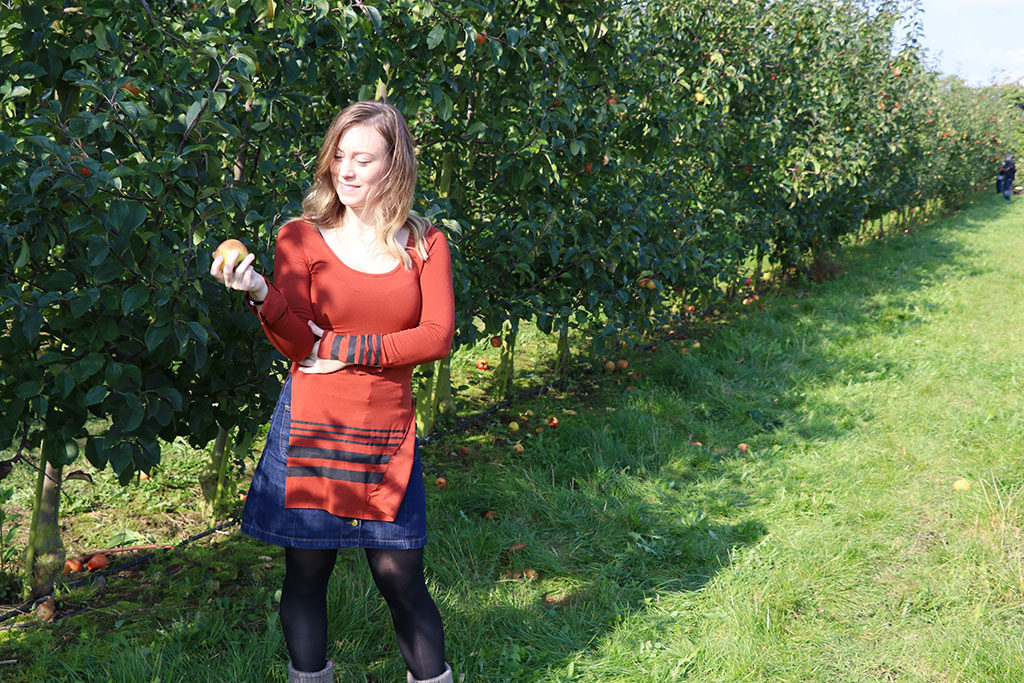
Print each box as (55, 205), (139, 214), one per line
(912, 0), (1024, 86)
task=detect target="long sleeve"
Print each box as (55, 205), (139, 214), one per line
(249, 221), (317, 363)
(316, 228), (455, 368)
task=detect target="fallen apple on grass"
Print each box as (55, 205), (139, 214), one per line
(35, 596), (56, 623)
(87, 553), (108, 571)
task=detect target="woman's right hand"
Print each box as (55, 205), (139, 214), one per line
(211, 251), (268, 302)
(297, 320), (347, 374)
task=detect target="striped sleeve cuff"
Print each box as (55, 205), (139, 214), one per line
(317, 331), (383, 366)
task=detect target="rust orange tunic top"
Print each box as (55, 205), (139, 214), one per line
(252, 219), (454, 521)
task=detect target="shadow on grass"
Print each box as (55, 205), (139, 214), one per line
(416, 194), (1003, 680)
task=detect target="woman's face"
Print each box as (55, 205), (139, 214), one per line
(330, 124), (389, 213)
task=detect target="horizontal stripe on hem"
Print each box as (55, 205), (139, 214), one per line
(290, 419), (404, 436)
(287, 464), (384, 484)
(290, 428), (402, 448)
(289, 444), (395, 466)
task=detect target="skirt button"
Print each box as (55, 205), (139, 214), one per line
(349, 519), (359, 527)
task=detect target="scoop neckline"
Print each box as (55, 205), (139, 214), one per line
(314, 225), (415, 277)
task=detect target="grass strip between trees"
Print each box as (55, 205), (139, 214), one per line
(3, 191), (1024, 680)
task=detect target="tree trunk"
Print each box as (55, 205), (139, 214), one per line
(495, 323), (517, 400)
(415, 361), (439, 436)
(433, 355), (455, 417)
(23, 448), (64, 600)
(555, 323), (571, 376)
(200, 426), (230, 523)
(753, 245), (764, 289)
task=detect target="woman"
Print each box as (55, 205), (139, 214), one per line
(211, 100), (454, 683)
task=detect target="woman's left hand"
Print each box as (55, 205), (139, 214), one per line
(298, 320), (348, 374)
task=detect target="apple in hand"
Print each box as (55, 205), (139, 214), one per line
(214, 239), (249, 272)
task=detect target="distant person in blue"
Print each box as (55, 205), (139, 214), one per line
(997, 155), (1016, 201)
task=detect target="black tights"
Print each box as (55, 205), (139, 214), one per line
(280, 547), (446, 679)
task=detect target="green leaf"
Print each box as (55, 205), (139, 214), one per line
(185, 321), (209, 346)
(57, 438), (80, 466)
(145, 325), (170, 352)
(120, 394), (145, 433)
(137, 439), (161, 470)
(17, 381), (41, 399)
(21, 310), (42, 343)
(185, 99), (205, 130)
(84, 385), (107, 406)
(77, 353), (105, 381)
(121, 283), (149, 314)
(364, 6), (382, 33)
(105, 362), (123, 387)
(157, 386), (184, 411)
(56, 371), (75, 397)
(107, 201), (147, 232)
(69, 289), (100, 317)
(108, 442), (132, 475)
(85, 436), (107, 469)
(94, 22), (110, 51)
(427, 25), (445, 50)
(29, 167), (52, 193)
(42, 436), (77, 467)
(14, 240), (29, 270)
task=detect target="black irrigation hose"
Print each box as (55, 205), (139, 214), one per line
(0, 518), (239, 625)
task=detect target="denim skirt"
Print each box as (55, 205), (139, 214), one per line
(240, 376), (428, 549)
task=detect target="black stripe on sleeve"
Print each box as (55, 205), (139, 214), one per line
(346, 335), (357, 364)
(331, 334), (342, 361)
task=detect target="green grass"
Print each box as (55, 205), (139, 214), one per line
(3, 191), (1024, 681)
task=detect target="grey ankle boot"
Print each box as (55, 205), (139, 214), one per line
(288, 659), (334, 682)
(407, 663), (452, 683)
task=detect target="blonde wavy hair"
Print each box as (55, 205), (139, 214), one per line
(301, 100), (429, 268)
